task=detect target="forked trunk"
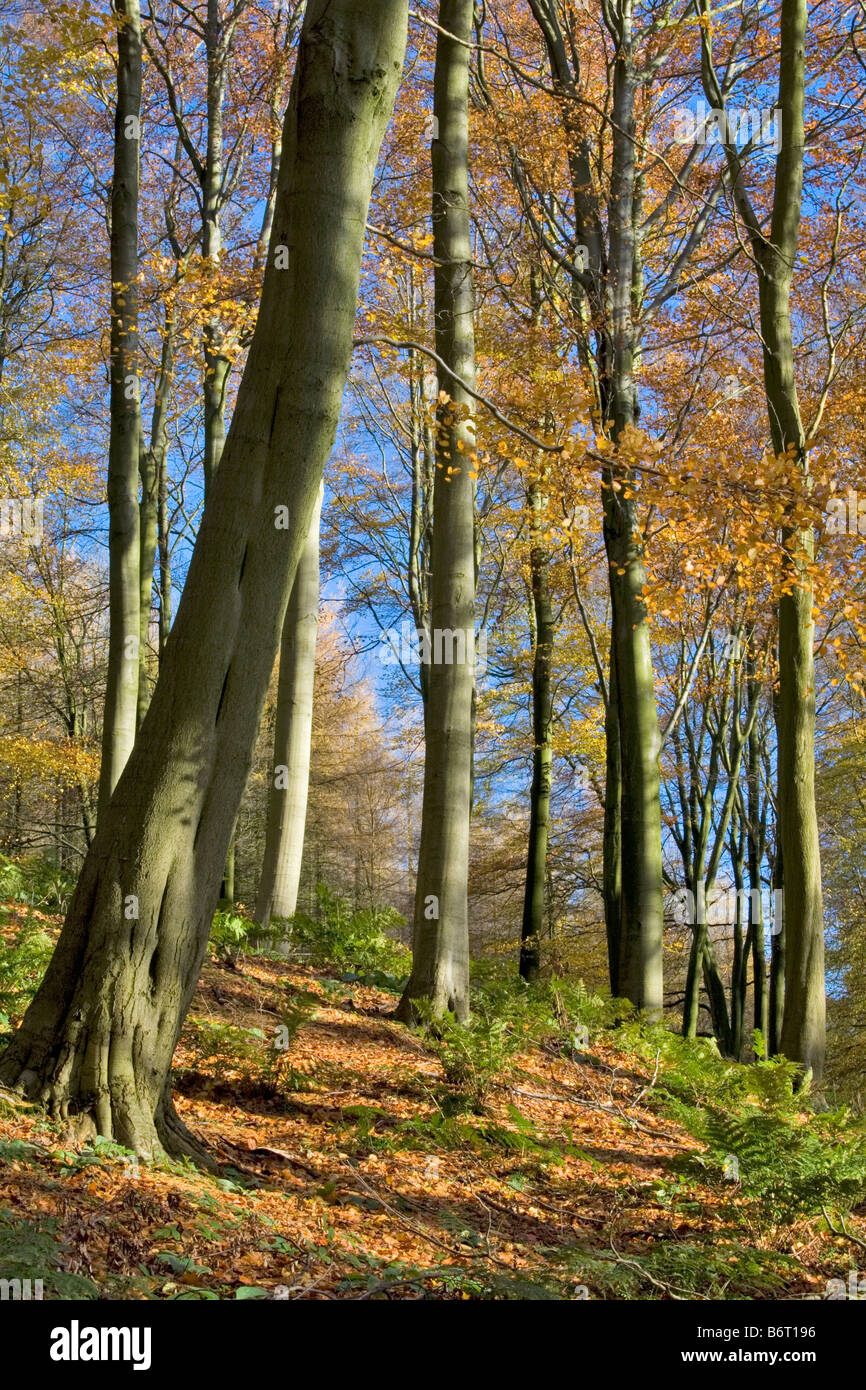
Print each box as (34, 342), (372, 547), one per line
(0, 0), (409, 1158)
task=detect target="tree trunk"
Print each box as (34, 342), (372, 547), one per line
(602, 37), (663, 1018)
(769, 843), (785, 1055)
(604, 515), (663, 1017)
(730, 813), (746, 1060)
(255, 482), (323, 926)
(520, 480), (554, 982)
(776, 568), (824, 1080)
(201, 0), (231, 499)
(99, 0), (142, 813)
(682, 898), (705, 1040)
(746, 676), (767, 1051)
(220, 840), (235, 906)
(0, 0), (409, 1159)
(702, 934), (732, 1053)
(396, 0), (476, 1023)
(603, 646), (623, 996)
(759, 0), (824, 1082)
(138, 303), (175, 724)
(522, 2), (664, 1016)
(157, 439), (172, 657)
(699, 0), (824, 1080)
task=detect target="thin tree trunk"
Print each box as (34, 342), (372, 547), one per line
(603, 645), (623, 996)
(201, 0), (232, 499)
(702, 933), (732, 1052)
(730, 810), (746, 1059)
(157, 442), (171, 656)
(397, 0), (476, 1023)
(0, 0), (408, 1159)
(219, 837), (236, 905)
(99, 0), (142, 812)
(682, 895), (705, 1039)
(520, 479), (554, 982)
(255, 483), (323, 926)
(137, 303), (175, 724)
(769, 833), (786, 1056)
(746, 670), (767, 1051)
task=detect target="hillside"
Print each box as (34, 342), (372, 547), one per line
(2, 900), (864, 1302)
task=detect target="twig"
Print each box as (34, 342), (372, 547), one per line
(609, 1235), (707, 1300)
(634, 1050), (661, 1104)
(510, 1085), (688, 1146)
(341, 1159), (459, 1257)
(822, 1205), (866, 1251)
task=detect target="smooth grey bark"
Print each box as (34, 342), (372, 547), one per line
(200, 0), (232, 498)
(138, 299), (175, 724)
(525, 0), (664, 1016)
(407, 335), (435, 713)
(744, 658), (769, 1052)
(99, 0), (143, 813)
(601, 16), (663, 1017)
(156, 437), (171, 656)
(396, 0), (476, 1023)
(769, 839), (786, 1055)
(0, 0), (409, 1158)
(699, 0), (824, 1080)
(255, 482), (323, 926)
(603, 645), (623, 996)
(729, 807), (747, 1058)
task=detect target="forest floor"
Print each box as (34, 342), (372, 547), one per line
(0, 903), (863, 1301)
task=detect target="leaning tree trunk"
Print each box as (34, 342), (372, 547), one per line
(520, 479), (554, 982)
(396, 0), (476, 1023)
(255, 482), (323, 927)
(0, 0), (409, 1159)
(99, 0), (143, 814)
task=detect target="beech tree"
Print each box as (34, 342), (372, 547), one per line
(519, 475), (555, 982)
(397, 0), (477, 1021)
(697, 0), (825, 1080)
(255, 482), (323, 927)
(520, 0), (677, 1015)
(99, 0), (143, 812)
(0, 0), (409, 1158)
